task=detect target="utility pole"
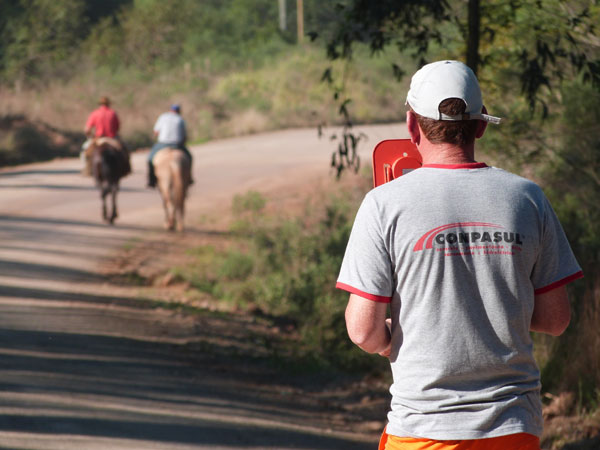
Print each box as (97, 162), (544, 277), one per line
(278, 0), (286, 31)
(296, 0), (304, 43)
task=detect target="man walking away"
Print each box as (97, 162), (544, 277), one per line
(338, 60), (583, 450)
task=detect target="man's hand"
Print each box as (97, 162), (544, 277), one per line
(378, 318), (392, 358)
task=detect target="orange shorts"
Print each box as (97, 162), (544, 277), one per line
(379, 428), (541, 450)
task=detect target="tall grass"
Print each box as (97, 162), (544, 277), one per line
(0, 44), (407, 156)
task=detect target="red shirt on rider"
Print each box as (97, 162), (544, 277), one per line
(85, 97), (120, 138)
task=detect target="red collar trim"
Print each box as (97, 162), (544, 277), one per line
(422, 162), (488, 169)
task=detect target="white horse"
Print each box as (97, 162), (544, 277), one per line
(152, 148), (192, 231)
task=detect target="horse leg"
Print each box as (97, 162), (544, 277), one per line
(101, 185), (109, 222)
(159, 183), (174, 231)
(175, 203), (184, 232)
(174, 188), (186, 232)
(167, 195), (175, 231)
(109, 184), (118, 224)
(172, 167), (187, 232)
(164, 200), (175, 231)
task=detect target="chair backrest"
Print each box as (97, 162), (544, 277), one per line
(372, 139), (422, 187)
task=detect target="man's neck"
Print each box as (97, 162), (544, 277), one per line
(418, 142), (476, 165)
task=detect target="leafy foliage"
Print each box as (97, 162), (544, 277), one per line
(0, 0), (349, 84)
(323, 0), (599, 103)
(536, 81), (600, 404)
(2, 0), (89, 81)
(314, 0), (600, 175)
(322, 0), (450, 71)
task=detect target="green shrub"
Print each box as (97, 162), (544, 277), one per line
(534, 81), (600, 411)
(232, 190), (266, 216)
(184, 186), (386, 372)
(218, 251), (254, 280)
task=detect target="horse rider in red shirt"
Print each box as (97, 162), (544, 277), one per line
(82, 96), (130, 176)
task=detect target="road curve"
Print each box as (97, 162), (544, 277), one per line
(0, 124), (407, 449)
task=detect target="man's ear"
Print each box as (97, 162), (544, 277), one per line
(476, 106), (489, 139)
(407, 111), (421, 145)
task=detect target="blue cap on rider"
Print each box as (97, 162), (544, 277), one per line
(171, 104), (181, 113)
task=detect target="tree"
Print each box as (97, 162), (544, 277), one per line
(315, 0), (600, 176)
(0, 0), (23, 75)
(535, 80), (600, 399)
(3, 0), (89, 83)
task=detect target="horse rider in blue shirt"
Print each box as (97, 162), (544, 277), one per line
(147, 104), (193, 187)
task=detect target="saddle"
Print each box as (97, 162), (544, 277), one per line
(96, 137), (124, 151)
(83, 138), (131, 177)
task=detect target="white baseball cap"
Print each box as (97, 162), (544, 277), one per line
(406, 60), (501, 124)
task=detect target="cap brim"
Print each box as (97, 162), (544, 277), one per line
(476, 113), (502, 124)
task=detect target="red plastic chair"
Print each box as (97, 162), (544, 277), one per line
(372, 139), (422, 187)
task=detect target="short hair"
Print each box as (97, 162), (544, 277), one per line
(414, 98), (479, 146)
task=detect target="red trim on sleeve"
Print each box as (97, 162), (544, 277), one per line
(422, 162), (488, 169)
(336, 282), (391, 303)
(534, 271), (584, 295)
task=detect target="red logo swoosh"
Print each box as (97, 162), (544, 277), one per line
(413, 222), (504, 252)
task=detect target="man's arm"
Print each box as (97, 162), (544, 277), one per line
(180, 119), (187, 145)
(345, 293), (391, 355)
(153, 115), (163, 139)
(84, 112), (95, 137)
(530, 285), (571, 336)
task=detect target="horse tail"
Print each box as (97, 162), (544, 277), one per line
(103, 148), (121, 184)
(92, 155), (103, 181)
(92, 146), (107, 182)
(170, 158), (185, 211)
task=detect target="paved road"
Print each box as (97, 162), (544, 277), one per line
(0, 124), (407, 449)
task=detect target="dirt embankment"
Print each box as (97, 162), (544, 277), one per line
(0, 115), (84, 167)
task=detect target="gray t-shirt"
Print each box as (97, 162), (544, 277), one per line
(337, 163), (582, 439)
(154, 111), (186, 145)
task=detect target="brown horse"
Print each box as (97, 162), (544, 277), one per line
(153, 147), (192, 231)
(89, 139), (130, 224)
